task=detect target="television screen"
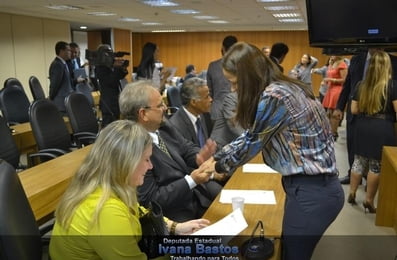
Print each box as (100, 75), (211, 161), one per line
(306, 0), (397, 47)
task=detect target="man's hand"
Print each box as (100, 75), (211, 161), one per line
(196, 139), (217, 166)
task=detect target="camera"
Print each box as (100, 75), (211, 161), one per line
(85, 48), (130, 68)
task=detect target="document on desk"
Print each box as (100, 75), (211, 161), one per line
(242, 163), (278, 173)
(219, 189), (276, 205)
(192, 208), (248, 236)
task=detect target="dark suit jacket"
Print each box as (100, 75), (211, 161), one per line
(49, 57), (74, 113)
(207, 59), (231, 121)
(337, 52), (397, 122)
(137, 121), (221, 222)
(169, 107), (209, 147)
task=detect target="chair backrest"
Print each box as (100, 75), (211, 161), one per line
(75, 82), (94, 107)
(3, 77), (25, 93)
(0, 160), (42, 260)
(0, 116), (20, 169)
(29, 99), (71, 151)
(65, 92), (99, 135)
(28, 76), (46, 100)
(0, 85), (30, 124)
(167, 85), (182, 108)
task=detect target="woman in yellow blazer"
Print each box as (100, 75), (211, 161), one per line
(50, 120), (210, 259)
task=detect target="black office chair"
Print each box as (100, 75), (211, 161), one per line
(0, 116), (26, 170)
(0, 85), (30, 125)
(65, 92), (98, 147)
(29, 76), (46, 100)
(0, 159), (52, 260)
(3, 77), (25, 93)
(75, 82), (95, 108)
(167, 85), (182, 108)
(28, 99), (74, 165)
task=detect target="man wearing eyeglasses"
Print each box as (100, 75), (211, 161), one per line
(119, 80), (222, 222)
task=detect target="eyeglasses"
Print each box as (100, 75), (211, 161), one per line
(143, 101), (167, 110)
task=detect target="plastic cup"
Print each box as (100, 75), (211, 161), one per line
(231, 196), (245, 213)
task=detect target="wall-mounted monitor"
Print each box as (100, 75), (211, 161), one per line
(306, 0), (397, 48)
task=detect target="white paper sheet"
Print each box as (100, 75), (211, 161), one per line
(192, 208), (248, 236)
(219, 189), (276, 205)
(242, 163), (278, 173)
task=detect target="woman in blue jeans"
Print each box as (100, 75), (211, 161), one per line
(207, 42), (344, 260)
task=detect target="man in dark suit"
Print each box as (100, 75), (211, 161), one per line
(207, 35), (238, 123)
(119, 81), (222, 222)
(334, 48), (397, 184)
(49, 41), (74, 114)
(169, 77), (212, 147)
(269, 42), (289, 73)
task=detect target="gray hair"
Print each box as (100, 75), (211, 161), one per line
(180, 77), (207, 106)
(119, 80), (156, 121)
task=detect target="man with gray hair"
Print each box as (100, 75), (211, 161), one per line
(170, 77), (212, 148)
(119, 80), (222, 221)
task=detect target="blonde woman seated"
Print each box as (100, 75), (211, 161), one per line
(49, 120), (210, 260)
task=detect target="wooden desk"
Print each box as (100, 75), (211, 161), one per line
(18, 145), (91, 222)
(375, 146), (397, 234)
(202, 157), (285, 260)
(11, 117), (71, 154)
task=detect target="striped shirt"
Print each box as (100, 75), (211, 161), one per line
(214, 82), (338, 176)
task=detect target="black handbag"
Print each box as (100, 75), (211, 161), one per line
(240, 220), (274, 260)
(138, 201), (169, 259)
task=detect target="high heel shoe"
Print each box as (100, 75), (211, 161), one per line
(347, 193), (356, 205)
(333, 133), (339, 142)
(363, 202), (376, 213)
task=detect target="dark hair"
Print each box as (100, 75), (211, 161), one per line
(270, 42), (289, 59)
(222, 35), (238, 52)
(137, 42), (157, 79)
(222, 42), (313, 128)
(185, 64), (195, 74)
(69, 42), (79, 49)
(55, 41), (69, 55)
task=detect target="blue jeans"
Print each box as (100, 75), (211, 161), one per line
(281, 174), (344, 260)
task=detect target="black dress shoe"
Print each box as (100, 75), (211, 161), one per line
(339, 175), (350, 184)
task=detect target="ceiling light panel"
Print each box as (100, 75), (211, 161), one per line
(141, 0), (179, 7)
(264, 6), (298, 11)
(272, 13), (301, 18)
(208, 20), (229, 24)
(278, 18), (304, 23)
(45, 5), (82, 10)
(193, 15), (218, 20)
(171, 9), (200, 14)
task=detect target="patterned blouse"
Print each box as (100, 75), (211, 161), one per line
(214, 81), (338, 176)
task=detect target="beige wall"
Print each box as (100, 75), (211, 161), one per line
(0, 13), (70, 100)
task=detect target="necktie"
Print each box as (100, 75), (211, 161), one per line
(196, 118), (206, 148)
(73, 59), (79, 70)
(157, 132), (171, 157)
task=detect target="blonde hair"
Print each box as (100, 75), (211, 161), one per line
(357, 51), (392, 114)
(55, 120), (152, 229)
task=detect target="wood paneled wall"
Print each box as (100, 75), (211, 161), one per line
(131, 31), (332, 96)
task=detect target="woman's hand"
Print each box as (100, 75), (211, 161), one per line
(175, 219), (210, 235)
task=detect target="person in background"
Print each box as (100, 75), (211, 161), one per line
(184, 64), (197, 81)
(119, 81), (222, 222)
(67, 42), (87, 89)
(261, 46), (271, 57)
(210, 85), (244, 149)
(49, 120), (210, 259)
(289, 54), (318, 90)
(207, 35), (238, 124)
(48, 41), (74, 114)
(269, 42), (289, 73)
(136, 42), (171, 94)
(95, 44), (128, 128)
(347, 51), (397, 213)
(322, 55), (348, 141)
(207, 42), (343, 260)
(334, 48), (397, 185)
(312, 57), (331, 103)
